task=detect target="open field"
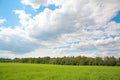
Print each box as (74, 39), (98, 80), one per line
(0, 63), (120, 80)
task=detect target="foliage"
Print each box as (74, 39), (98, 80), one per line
(0, 56), (120, 66)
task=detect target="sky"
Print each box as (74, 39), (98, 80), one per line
(0, 0), (120, 58)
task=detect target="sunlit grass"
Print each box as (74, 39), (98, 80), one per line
(0, 63), (120, 80)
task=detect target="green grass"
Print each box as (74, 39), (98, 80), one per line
(0, 63), (120, 80)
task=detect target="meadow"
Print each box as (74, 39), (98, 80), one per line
(0, 63), (120, 80)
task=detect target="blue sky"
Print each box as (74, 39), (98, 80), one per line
(0, 0), (58, 27)
(0, 0), (120, 58)
(111, 11), (120, 23)
(0, 0), (22, 26)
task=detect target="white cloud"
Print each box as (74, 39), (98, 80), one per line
(105, 21), (120, 36)
(0, 19), (6, 24)
(14, 10), (32, 27)
(0, 27), (40, 53)
(21, 0), (120, 42)
(21, 0), (64, 9)
(21, 0), (49, 9)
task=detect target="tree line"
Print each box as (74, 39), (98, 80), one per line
(0, 56), (120, 66)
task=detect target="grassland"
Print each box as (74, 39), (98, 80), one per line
(0, 63), (120, 80)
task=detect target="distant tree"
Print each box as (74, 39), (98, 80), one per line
(0, 56), (120, 66)
(95, 57), (103, 65)
(75, 56), (82, 65)
(14, 58), (21, 62)
(104, 56), (117, 66)
(116, 57), (120, 66)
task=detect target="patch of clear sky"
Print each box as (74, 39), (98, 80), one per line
(0, 0), (59, 27)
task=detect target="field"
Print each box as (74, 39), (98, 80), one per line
(0, 63), (120, 80)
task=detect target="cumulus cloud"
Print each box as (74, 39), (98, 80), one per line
(20, 0), (120, 41)
(21, 0), (49, 9)
(0, 19), (6, 24)
(0, 0), (120, 58)
(21, 0), (64, 9)
(0, 27), (39, 53)
(14, 10), (32, 27)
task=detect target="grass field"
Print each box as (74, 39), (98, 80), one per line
(0, 63), (120, 80)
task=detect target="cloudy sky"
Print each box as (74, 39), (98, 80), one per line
(0, 0), (120, 58)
